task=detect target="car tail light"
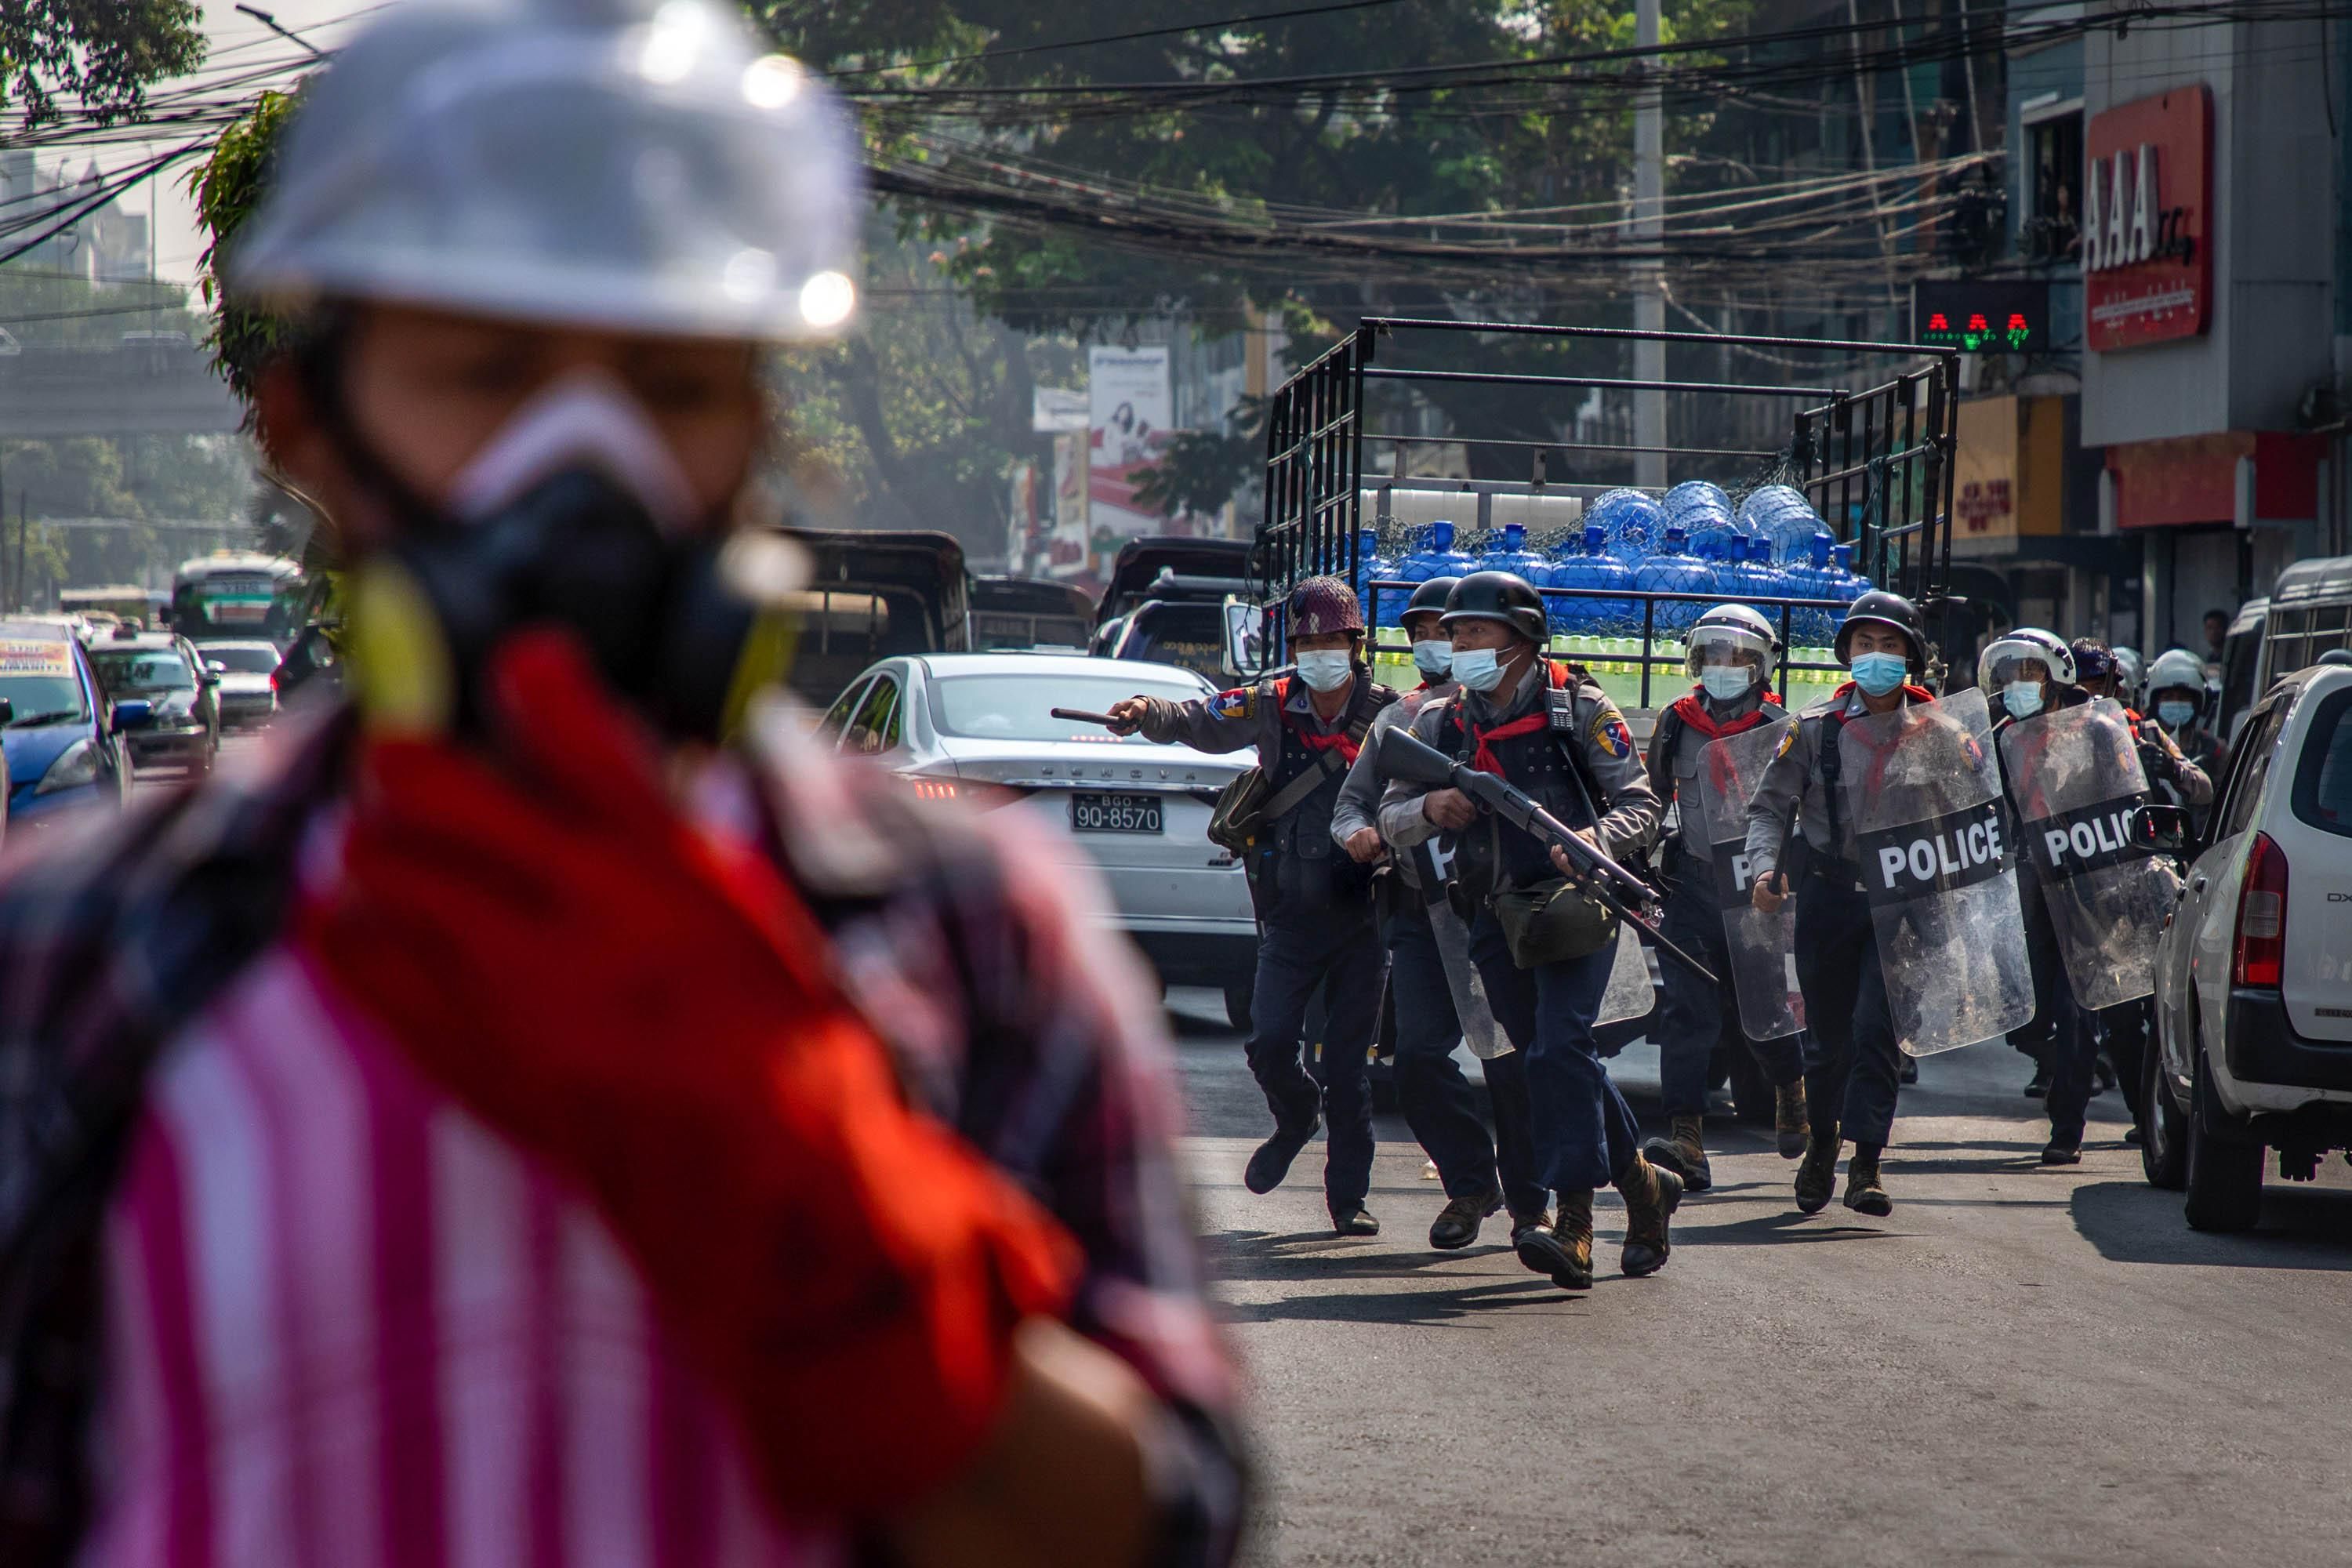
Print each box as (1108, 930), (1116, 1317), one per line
(905, 776), (1025, 811)
(2231, 830), (2288, 989)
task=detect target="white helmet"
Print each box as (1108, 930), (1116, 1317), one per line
(2113, 645), (2146, 699)
(1977, 627), (2075, 692)
(1683, 602), (1779, 687)
(228, 0), (862, 343)
(2147, 648), (2206, 700)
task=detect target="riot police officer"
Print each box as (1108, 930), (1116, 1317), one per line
(1744, 590), (1937, 1218)
(2144, 648), (2224, 833)
(1378, 572), (1676, 1289)
(1332, 578), (1544, 1251)
(1108, 577), (1398, 1235)
(1981, 629), (2096, 1161)
(1641, 604), (1809, 1189)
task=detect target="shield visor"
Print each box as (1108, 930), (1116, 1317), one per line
(1683, 622), (1775, 687)
(1695, 718), (1805, 1042)
(1838, 687), (2036, 1054)
(1977, 637), (2061, 694)
(1997, 698), (2176, 1010)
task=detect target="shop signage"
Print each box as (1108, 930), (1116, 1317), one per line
(2082, 86), (2212, 350)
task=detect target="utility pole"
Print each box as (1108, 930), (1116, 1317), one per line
(1632, 0), (1667, 489)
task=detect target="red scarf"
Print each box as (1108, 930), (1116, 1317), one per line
(1459, 659), (1570, 775)
(1670, 689), (1771, 739)
(1278, 675), (1365, 764)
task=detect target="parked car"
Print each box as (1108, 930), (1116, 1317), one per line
(0, 620), (141, 826)
(2140, 659), (2352, 1230)
(816, 651), (1259, 1007)
(88, 631), (220, 775)
(192, 638), (285, 728)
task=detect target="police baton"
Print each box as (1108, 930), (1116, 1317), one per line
(1377, 729), (1720, 987)
(1051, 708), (1121, 726)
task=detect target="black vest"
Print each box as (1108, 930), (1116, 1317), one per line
(1261, 679), (1392, 913)
(1444, 688), (1598, 892)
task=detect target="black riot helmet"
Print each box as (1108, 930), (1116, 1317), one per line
(1406, 575), (1461, 620)
(1439, 571), (1548, 645)
(1832, 588), (1929, 673)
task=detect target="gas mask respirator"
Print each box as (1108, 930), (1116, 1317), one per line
(341, 376), (798, 746)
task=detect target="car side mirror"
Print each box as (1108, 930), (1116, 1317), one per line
(2127, 802), (2193, 858)
(206, 661), (227, 678)
(111, 699), (154, 732)
(1222, 594), (1265, 679)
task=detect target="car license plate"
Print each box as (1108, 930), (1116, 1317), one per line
(1072, 792), (1162, 834)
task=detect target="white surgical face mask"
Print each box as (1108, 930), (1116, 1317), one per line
(1411, 639), (1454, 679)
(2003, 680), (2045, 719)
(1294, 648), (1354, 692)
(1452, 648), (1504, 692)
(2158, 699), (2197, 730)
(1699, 665), (1754, 702)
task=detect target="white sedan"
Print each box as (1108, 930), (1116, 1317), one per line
(817, 652), (1259, 1012)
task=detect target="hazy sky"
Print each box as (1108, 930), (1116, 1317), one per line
(135, 1), (398, 284)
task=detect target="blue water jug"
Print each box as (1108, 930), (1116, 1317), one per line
(1634, 526), (1713, 635)
(1787, 532), (1838, 644)
(1666, 480), (1738, 561)
(1711, 534), (1764, 610)
(1351, 527), (1399, 626)
(1586, 488), (1664, 563)
(1483, 521), (1548, 586)
(1548, 524), (1636, 636)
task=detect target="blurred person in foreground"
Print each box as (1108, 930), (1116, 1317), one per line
(0, 4), (1240, 1566)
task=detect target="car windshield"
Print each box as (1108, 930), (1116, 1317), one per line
(0, 639), (88, 724)
(91, 649), (194, 694)
(203, 644), (280, 674)
(931, 672), (1206, 742)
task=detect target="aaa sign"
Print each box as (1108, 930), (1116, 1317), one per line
(2083, 86), (2212, 351)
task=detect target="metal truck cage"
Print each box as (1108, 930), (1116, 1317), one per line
(1254, 318), (1963, 709)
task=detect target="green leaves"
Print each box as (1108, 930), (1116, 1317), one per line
(2, 0), (204, 127)
(187, 89), (300, 414)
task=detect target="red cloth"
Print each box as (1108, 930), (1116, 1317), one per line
(1459, 659), (1573, 774)
(297, 632), (1078, 1523)
(1668, 691), (1772, 740)
(1277, 674), (1367, 764)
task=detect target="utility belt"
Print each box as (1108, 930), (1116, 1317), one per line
(1802, 854), (1866, 895)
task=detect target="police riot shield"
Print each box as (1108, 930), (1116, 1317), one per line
(1838, 687), (2036, 1055)
(1408, 833), (1509, 1058)
(1997, 698), (2176, 1011)
(1597, 922), (1654, 1027)
(1695, 720), (1805, 1044)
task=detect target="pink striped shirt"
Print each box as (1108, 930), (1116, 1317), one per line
(82, 946), (844, 1568)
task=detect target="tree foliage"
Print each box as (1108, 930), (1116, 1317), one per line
(2, 0), (204, 126)
(189, 88), (301, 413)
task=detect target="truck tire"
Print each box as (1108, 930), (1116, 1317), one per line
(2183, 1054), (2262, 1232)
(2140, 1033), (2187, 1191)
(1726, 1044), (1775, 1126)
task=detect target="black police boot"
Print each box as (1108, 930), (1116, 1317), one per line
(1795, 1121), (1842, 1214)
(1775, 1080), (1810, 1160)
(1515, 1189), (1592, 1290)
(1897, 1055), (1919, 1085)
(1428, 1189), (1502, 1251)
(1507, 1205), (1552, 1247)
(1843, 1142), (1893, 1216)
(1640, 1115), (1712, 1193)
(2040, 1132), (2083, 1165)
(1616, 1156), (1682, 1278)
(2023, 1065), (2049, 1098)
(1330, 1207), (1380, 1237)
(1244, 1115), (1320, 1195)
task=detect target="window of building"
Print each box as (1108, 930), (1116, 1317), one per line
(2023, 108), (2082, 264)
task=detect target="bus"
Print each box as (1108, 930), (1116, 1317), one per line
(60, 585), (164, 630)
(170, 552), (306, 644)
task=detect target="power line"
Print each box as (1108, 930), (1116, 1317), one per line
(828, 0), (1415, 78)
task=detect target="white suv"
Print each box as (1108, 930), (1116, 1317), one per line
(2140, 659), (2352, 1230)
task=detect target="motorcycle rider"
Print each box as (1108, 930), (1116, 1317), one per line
(1640, 604), (1809, 1188)
(1107, 578), (1398, 1236)
(1744, 590), (1937, 1218)
(0, 6), (1245, 1563)
(1378, 572), (1679, 1290)
(1331, 578), (1545, 1251)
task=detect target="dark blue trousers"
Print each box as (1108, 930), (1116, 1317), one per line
(1792, 869), (1904, 1147)
(1385, 902), (1544, 1218)
(1467, 909), (1641, 1192)
(1654, 866), (1806, 1118)
(1246, 906), (1385, 1214)
(2020, 870), (2103, 1144)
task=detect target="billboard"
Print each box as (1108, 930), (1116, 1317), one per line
(1088, 345), (1173, 544)
(2084, 86), (2212, 352)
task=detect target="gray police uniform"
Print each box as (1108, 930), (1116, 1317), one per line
(1645, 689), (1803, 1120)
(1741, 685), (1913, 1149)
(1135, 670), (1396, 1219)
(1333, 682), (1542, 1219)
(1381, 659), (1662, 1194)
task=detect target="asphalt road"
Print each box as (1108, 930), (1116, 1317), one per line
(1165, 986), (2352, 1568)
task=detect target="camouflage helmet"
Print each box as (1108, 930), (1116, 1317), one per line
(1288, 575), (1366, 639)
